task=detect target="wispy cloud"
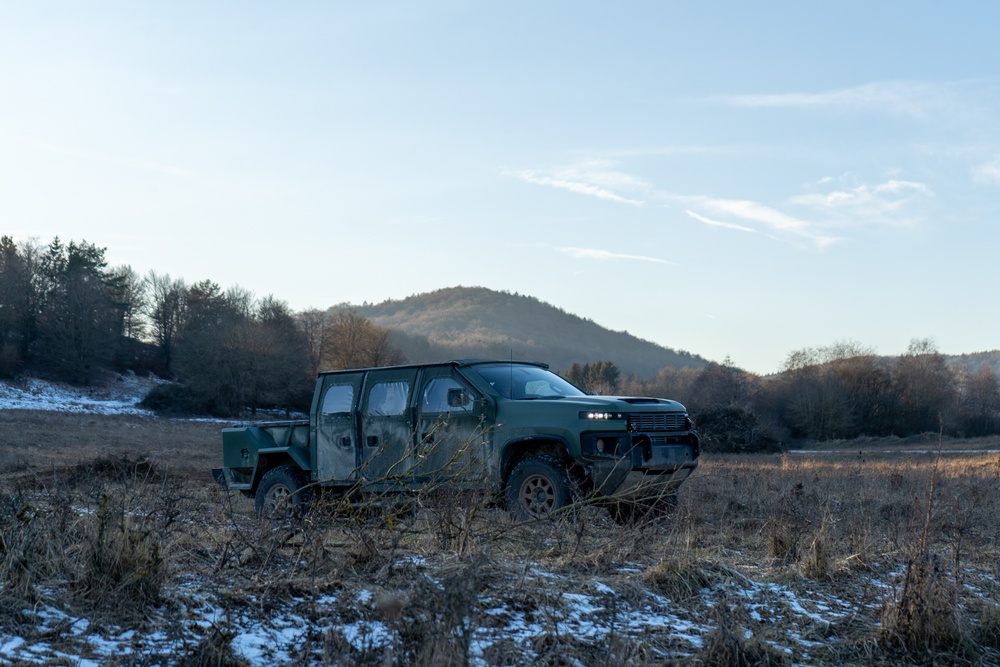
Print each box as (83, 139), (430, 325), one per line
(510, 158), (926, 250)
(788, 177), (932, 227)
(556, 246), (670, 264)
(973, 159), (1000, 185)
(506, 160), (645, 205)
(685, 210), (756, 232)
(713, 81), (953, 119)
(693, 197), (841, 247)
(388, 214), (446, 226)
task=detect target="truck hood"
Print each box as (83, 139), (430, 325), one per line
(527, 395), (688, 412)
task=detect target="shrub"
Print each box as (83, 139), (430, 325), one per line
(695, 404), (782, 453)
(139, 382), (211, 416)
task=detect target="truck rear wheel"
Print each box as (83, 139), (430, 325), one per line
(506, 455), (573, 520)
(255, 466), (312, 519)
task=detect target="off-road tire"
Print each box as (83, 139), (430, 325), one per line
(255, 465), (313, 519)
(505, 455), (574, 520)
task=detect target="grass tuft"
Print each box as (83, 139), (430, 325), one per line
(801, 529), (829, 580)
(878, 553), (973, 661)
(699, 602), (791, 666)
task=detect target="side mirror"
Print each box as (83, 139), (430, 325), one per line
(447, 388), (470, 408)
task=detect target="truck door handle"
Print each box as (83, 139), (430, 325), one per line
(339, 436), (351, 448)
(366, 435), (379, 447)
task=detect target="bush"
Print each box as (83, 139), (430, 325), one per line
(139, 382), (212, 417)
(0, 342), (24, 379)
(695, 404), (782, 453)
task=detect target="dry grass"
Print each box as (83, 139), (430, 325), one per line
(2, 414), (1000, 665)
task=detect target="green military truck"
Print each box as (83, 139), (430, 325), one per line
(214, 360), (699, 521)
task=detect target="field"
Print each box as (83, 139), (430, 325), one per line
(2, 408), (1000, 666)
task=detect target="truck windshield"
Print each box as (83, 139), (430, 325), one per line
(469, 364), (586, 399)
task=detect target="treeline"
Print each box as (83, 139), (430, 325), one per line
(610, 340), (1000, 450)
(4, 237), (999, 440)
(0, 237), (402, 417)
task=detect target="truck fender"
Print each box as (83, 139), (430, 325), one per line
(251, 445), (312, 490)
(499, 436), (573, 487)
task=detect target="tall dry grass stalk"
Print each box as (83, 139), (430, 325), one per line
(876, 425), (978, 663)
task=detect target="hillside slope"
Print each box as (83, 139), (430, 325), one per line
(344, 286), (708, 378)
(946, 350), (1000, 376)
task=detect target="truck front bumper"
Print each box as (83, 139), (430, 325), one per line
(584, 431), (699, 499)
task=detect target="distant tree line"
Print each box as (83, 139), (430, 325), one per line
(614, 339), (1000, 451)
(0, 237), (403, 417)
(563, 361), (622, 395)
(4, 237), (999, 438)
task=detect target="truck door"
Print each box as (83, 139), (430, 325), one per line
(359, 368), (418, 484)
(413, 368), (488, 486)
(314, 372), (364, 484)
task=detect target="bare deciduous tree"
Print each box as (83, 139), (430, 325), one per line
(892, 338), (957, 434)
(958, 365), (1000, 436)
(319, 310), (405, 371)
(144, 271), (187, 375)
(296, 308), (331, 377)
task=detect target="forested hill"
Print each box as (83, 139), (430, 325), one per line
(344, 286), (709, 378)
(947, 350), (1000, 376)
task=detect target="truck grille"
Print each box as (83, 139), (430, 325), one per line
(627, 413), (687, 432)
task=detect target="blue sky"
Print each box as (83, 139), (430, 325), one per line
(2, 1), (999, 374)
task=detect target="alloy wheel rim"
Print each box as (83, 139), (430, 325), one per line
(519, 474), (555, 515)
(265, 485), (291, 517)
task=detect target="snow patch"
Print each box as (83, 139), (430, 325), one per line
(0, 375), (162, 415)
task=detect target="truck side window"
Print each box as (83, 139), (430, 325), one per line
(422, 378), (474, 413)
(322, 384), (354, 415)
(366, 381), (410, 417)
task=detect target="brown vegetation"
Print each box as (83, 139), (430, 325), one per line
(2, 412), (1000, 665)
(623, 340), (1000, 448)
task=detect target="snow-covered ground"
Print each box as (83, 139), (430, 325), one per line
(0, 374), (160, 415)
(0, 553), (901, 666)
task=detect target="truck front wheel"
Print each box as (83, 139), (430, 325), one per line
(255, 466), (312, 519)
(506, 456), (573, 520)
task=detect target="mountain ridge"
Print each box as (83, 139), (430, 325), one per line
(336, 286), (709, 378)
(330, 286), (1000, 379)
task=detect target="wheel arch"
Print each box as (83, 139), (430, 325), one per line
(251, 447), (311, 493)
(499, 436), (573, 488)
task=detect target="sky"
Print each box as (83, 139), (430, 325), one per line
(2, 1), (999, 375)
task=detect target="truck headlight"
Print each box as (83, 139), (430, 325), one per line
(579, 411), (624, 420)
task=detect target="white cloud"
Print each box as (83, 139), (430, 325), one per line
(714, 81), (953, 119)
(973, 159), (1000, 185)
(506, 161), (646, 205)
(685, 210), (756, 232)
(388, 214), (446, 226)
(788, 177), (932, 228)
(556, 246), (670, 264)
(510, 159), (925, 249)
(697, 197), (840, 246)
(875, 179), (929, 195)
